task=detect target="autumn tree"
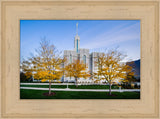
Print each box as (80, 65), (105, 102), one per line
(21, 39), (65, 95)
(93, 50), (134, 95)
(120, 71), (137, 88)
(64, 59), (90, 87)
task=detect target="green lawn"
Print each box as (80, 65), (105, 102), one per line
(20, 85), (121, 89)
(20, 85), (67, 88)
(20, 89), (140, 99)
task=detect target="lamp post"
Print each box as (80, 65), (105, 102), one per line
(66, 80), (69, 89)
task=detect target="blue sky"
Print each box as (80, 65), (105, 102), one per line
(20, 20), (140, 62)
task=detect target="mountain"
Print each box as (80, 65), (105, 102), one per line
(127, 59), (140, 79)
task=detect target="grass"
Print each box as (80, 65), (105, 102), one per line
(20, 85), (121, 89)
(20, 89), (140, 99)
(20, 85), (67, 88)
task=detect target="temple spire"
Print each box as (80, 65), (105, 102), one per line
(74, 22), (80, 52)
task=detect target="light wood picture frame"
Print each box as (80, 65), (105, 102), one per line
(0, 0), (159, 118)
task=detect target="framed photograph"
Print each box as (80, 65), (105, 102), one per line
(20, 20), (141, 99)
(0, 0), (159, 118)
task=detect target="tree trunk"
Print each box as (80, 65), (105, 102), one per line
(49, 80), (51, 95)
(109, 83), (112, 95)
(75, 78), (78, 88)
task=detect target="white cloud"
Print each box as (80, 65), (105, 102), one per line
(81, 22), (140, 49)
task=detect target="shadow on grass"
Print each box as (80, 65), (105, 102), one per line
(20, 89), (140, 99)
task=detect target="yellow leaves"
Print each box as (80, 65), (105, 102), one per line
(20, 39), (65, 85)
(33, 70), (63, 81)
(93, 50), (134, 84)
(21, 52), (64, 81)
(25, 72), (32, 79)
(41, 79), (48, 82)
(57, 80), (61, 83)
(82, 72), (91, 79)
(64, 59), (90, 79)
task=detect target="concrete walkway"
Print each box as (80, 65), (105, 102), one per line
(20, 87), (140, 92)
